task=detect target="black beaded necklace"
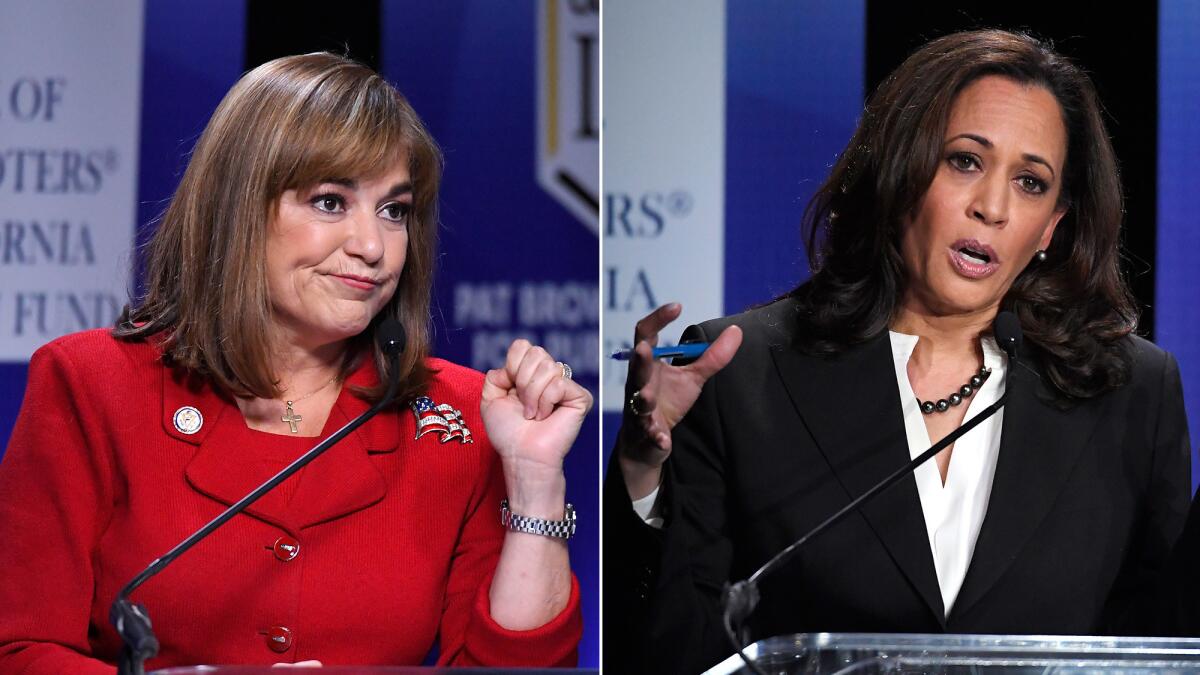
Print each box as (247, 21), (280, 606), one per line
(917, 366), (991, 414)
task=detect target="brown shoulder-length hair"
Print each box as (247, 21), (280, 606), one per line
(792, 29), (1135, 401)
(115, 52), (441, 405)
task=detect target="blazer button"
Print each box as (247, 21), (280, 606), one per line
(273, 536), (300, 561)
(266, 625), (293, 653)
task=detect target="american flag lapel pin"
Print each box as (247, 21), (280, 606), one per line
(411, 396), (474, 444)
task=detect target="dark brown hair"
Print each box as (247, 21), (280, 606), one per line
(116, 52), (441, 405)
(794, 29), (1134, 400)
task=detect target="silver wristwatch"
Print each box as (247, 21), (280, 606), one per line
(500, 499), (577, 540)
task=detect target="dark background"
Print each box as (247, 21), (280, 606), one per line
(866, 2), (1160, 337)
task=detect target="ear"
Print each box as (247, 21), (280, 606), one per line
(1039, 205), (1067, 251)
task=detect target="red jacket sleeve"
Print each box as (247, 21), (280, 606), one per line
(0, 341), (118, 674)
(435, 432), (582, 666)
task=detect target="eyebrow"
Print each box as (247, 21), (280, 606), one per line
(381, 182), (413, 201)
(321, 178), (414, 201)
(947, 133), (1057, 180)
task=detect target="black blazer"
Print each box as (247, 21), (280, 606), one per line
(604, 297), (1192, 674)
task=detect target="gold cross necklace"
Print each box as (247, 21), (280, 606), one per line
(281, 374), (339, 434)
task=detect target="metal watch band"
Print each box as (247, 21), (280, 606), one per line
(500, 499), (576, 540)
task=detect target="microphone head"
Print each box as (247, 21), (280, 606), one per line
(993, 311), (1022, 358)
(377, 318), (406, 357)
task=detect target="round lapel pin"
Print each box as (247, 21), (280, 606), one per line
(172, 406), (204, 435)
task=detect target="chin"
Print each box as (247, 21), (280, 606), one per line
(934, 293), (1002, 318)
(311, 318), (376, 346)
(919, 277), (1003, 318)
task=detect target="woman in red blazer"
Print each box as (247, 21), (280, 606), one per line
(0, 52), (590, 672)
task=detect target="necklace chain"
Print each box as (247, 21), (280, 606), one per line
(280, 373), (340, 433)
(283, 373), (340, 405)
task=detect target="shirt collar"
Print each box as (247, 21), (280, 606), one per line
(888, 330), (1008, 381)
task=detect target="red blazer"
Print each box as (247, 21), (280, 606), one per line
(0, 330), (581, 673)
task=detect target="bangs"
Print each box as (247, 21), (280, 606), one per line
(271, 73), (415, 195)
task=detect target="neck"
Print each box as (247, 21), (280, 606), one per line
(270, 338), (347, 401)
(892, 299), (994, 372)
(235, 337), (348, 435)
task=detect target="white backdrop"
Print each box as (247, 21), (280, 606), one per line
(0, 0), (144, 360)
(601, 0), (727, 411)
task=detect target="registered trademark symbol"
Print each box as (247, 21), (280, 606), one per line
(666, 190), (693, 217)
(103, 148), (118, 172)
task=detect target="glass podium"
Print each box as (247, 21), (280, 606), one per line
(703, 633), (1200, 674)
(152, 662), (597, 667)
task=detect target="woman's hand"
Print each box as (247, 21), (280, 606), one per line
(481, 339), (593, 513)
(481, 340), (589, 630)
(619, 303), (742, 499)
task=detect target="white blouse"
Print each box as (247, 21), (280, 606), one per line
(631, 331), (1008, 617)
(889, 331), (1006, 616)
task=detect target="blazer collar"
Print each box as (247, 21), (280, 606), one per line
(771, 331), (1104, 626)
(770, 332), (947, 626)
(162, 360), (401, 535)
(948, 349), (1101, 621)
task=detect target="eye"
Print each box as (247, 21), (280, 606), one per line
(379, 201), (411, 223)
(311, 193), (345, 213)
(947, 152), (980, 172)
(1017, 175), (1049, 195)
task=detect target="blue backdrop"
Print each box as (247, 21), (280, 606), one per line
(1157, 0), (1200, 488)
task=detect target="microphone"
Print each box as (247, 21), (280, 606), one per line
(721, 312), (1023, 675)
(993, 310), (1022, 359)
(378, 317), (406, 357)
(111, 319), (406, 675)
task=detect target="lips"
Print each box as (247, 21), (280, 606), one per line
(948, 238), (1000, 279)
(329, 273), (383, 290)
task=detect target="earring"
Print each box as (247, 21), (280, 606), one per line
(1035, 249), (1047, 262)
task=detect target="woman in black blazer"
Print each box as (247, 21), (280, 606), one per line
(606, 30), (1192, 674)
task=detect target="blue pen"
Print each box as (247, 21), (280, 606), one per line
(609, 343), (710, 361)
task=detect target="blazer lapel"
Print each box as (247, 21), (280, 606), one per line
(164, 367), (301, 534)
(287, 386), (398, 530)
(770, 333), (946, 625)
(949, 353), (1102, 621)
(167, 363), (399, 536)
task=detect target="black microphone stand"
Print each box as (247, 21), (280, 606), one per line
(721, 318), (1022, 675)
(112, 325), (405, 675)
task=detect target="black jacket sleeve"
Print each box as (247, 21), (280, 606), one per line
(603, 322), (742, 674)
(1112, 349), (1195, 634)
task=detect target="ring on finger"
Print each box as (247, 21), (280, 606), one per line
(557, 361), (573, 380)
(628, 389), (652, 416)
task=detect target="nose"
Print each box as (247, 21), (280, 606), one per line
(969, 174), (1009, 227)
(343, 210), (384, 264)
